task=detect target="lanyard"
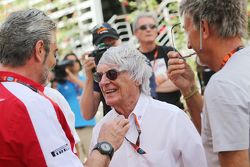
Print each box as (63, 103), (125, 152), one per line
(220, 46), (243, 69)
(152, 48), (158, 72)
(125, 114), (146, 154)
(0, 76), (40, 92)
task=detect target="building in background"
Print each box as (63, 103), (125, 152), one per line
(1, 0), (249, 57)
(0, 0), (190, 57)
(0, 0), (104, 56)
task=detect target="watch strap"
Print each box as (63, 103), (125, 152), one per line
(93, 141), (114, 159)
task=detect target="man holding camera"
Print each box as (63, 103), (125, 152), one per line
(80, 23), (121, 120)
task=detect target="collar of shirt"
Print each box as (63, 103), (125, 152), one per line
(124, 93), (150, 144)
(0, 71), (44, 92)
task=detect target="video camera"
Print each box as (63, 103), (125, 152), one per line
(53, 59), (74, 83)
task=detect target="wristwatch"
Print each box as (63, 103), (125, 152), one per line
(93, 141), (114, 159)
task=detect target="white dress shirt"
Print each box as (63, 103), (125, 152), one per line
(90, 93), (207, 167)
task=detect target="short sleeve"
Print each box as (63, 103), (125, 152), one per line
(205, 80), (249, 152)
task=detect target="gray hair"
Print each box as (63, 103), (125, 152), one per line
(0, 8), (56, 67)
(98, 44), (152, 96)
(179, 0), (248, 38)
(132, 12), (158, 32)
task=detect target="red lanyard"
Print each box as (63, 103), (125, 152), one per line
(152, 48), (158, 72)
(220, 46), (243, 69)
(125, 114), (146, 154)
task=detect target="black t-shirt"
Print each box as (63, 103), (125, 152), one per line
(93, 81), (111, 116)
(141, 45), (183, 108)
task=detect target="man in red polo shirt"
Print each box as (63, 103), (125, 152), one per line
(0, 8), (129, 167)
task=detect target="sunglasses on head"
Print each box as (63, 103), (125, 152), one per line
(138, 24), (157, 31)
(93, 69), (122, 83)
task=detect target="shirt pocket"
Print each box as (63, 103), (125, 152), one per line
(139, 149), (173, 167)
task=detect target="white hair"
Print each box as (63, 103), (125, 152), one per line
(98, 44), (152, 96)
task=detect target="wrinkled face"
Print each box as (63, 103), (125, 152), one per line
(134, 17), (158, 44)
(65, 55), (81, 73)
(96, 64), (139, 109)
(41, 31), (58, 84)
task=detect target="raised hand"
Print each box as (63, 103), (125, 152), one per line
(81, 52), (96, 78)
(167, 51), (195, 96)
(98, 115), (130, 151)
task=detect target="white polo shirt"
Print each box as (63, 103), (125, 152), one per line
(90, 93), (207, 167)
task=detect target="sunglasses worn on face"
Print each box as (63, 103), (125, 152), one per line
(138, 24), (157, 31)
(93, 69), (121, 83)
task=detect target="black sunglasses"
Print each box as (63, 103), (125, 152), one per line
(138, 24), (157, 30)
(93, 69), (121, 83)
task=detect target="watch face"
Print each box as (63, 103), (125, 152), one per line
(101, 143), (111, 151)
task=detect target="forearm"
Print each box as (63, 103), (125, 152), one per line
(66, 72), (85, 89)
(219, 150), (249, 167)
(84, 150), (110, 167)
(182, 85), (203, 134)
(156, 79), (179, 92)
(80, 79), (99, 120)
(74, 78), (85, 89)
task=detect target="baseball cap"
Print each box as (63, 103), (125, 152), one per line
(92, 23), (119, 45)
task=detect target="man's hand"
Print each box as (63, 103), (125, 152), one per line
(81, 52), (96, 78)
(98, 115), (130, 151)
(167, 51), (195, 96)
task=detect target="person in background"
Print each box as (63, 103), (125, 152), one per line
(133, 12), (184, 109)
(167, 0), (249, 167)
(57, 53), (95, 162)
(90, 45), (207, 167)
(0, 8), (129, 167)
(81, 23), (121, 121)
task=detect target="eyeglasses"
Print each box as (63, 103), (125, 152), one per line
(138, 24), (157, 31)
(170, 22), (203, 59)
(125, 114), (146, 155)
(93, 69), (121, 83)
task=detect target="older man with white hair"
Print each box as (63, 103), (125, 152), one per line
(89, 44), (207, 167)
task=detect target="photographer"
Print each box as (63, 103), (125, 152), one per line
(80, 23), (121, 120)
(57, 53), (96, 163)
